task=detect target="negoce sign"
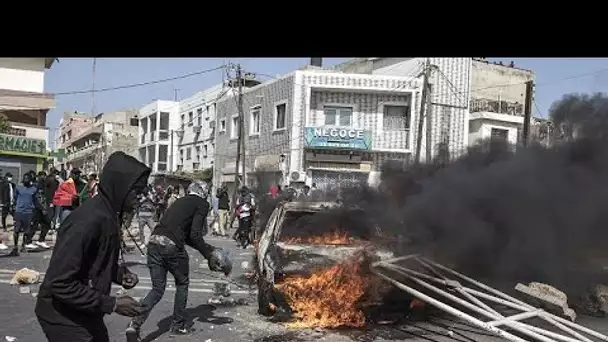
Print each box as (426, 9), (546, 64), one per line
(304, 127), (372, 150)
(0, 134), (47, 156)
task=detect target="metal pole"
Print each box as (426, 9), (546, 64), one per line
(170, 129), (174, 172)
(237, 64), (246, 187)
(523, 80), (533, 147)
(414, 58), (431, 164)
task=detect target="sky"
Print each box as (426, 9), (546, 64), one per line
(44, 57), (608, 138)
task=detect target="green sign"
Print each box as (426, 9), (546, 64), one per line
(0, 134), (46, 157)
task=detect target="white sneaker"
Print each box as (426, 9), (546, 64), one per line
(35, 241), (50, 249)
(0, 243), (8, 250)
(25, 243), (38, 249)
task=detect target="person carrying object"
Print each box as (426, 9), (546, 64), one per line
(35, 152), (151, 342)
(125, 180), (232, 341)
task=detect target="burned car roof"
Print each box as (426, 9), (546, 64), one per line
(280, 201), (340, 211)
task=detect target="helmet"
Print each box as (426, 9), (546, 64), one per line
(187, 180), (208, 199)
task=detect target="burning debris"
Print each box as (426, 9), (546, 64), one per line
(281, 231), (360, 245)
(276, 255), (369, 328)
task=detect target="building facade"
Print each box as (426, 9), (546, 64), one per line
(138, 100), (180, 173)
(215, 67), (432, 192)
(468, 59), (535, 146)
(57, 110), (139, 174)
(0, 58), (56, 178)
(176, 84), (224, 173)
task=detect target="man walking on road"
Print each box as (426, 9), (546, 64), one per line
(216, 183), (230, 237)
(9, 173), (42, 256)
(35, 152), (151, 342)
(136, 186), (156, 250)
(1, 172), (15, 231)
(125, 180), (232, 341)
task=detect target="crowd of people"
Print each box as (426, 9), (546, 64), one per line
(0, 167), (100, 254)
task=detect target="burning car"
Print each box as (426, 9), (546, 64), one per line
(254, 200), (396, 328)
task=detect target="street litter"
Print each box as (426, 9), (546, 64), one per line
(10, 268), (40, 285)
(208, 297), (249, 306)
(5, 336), (16, 342)
(19, 286), (30, 294)
(214, 282), (231, 297)
(515, 282), (577, 321)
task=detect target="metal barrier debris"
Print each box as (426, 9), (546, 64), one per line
(371, 255), (608, 342)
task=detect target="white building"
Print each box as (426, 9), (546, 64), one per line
(176, 84), (224, 172)
(0, 58), (56, 178)
(138, 100), (180, 173)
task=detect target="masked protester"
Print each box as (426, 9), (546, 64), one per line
(35, 152), (150, 342)
(28, 171), (52, 249)
(0, 172), (16, 231)
(45, 168), (60, 230)
(9, 173), (42, 256)
(125, 181), (232, 341)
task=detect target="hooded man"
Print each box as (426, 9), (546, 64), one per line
(28, 171), (52, 249)
(35, 152), (151, 342)
(125, 180), (232, 341)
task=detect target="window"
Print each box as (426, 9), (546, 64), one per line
(129, 118), (139, 126)
(275, 103), (286, 130)
(206, 105), (210, 118)
(383, 105), (410, 130)
(231, 115), (239, 139)
(195, 146), (201, 161)
(324, 106), (352, 126)
(197, 108), (203, 126)
(220, 119), (226, 133)
(491, 128), (509, 142)
(250, 106), (261, 135)
(179, 149), (184, 163)
(188, 111), (193, 126)
(186, 147), (192, 160)
(180, 114), (185, 127)
(203, 144), (208, 157)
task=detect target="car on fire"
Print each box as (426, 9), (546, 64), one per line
(255, 200), (395, 316)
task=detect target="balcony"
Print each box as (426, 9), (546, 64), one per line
(0, 89), (55, 112)
(66, 144), (101, 162)
(470, 98), (524, 116)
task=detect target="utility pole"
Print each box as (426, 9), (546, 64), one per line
(92, 58), (97, 116)
(415, 58), (431, 164)
(522, 80), (534, 147)
(231, 64), (243, 217)
(237, 64), (246, 187)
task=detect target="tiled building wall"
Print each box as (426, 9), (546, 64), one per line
(214, 74), (295, 180)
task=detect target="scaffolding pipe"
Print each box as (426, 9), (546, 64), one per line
(371, 269), (528, 342)
(376, 263), (558, 342)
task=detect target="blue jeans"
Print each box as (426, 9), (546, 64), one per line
(132, 241), (190, 329)
(59, 207), (72, 226)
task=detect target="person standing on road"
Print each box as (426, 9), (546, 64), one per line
(29, 171), (52, 250)
(234, 186), (255, 248)
(216, 183), (230, 237)
(9, 173), (42, 256)
(125, 180), (232, 341)
(1, 172), (16, 231)
(136, 186), (156, 250)
(44, 168), (60, 230)
(35, 152), (151, 342)
(52, 168), (82, 227)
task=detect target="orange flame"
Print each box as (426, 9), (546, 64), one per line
(276, 257), (368, 328)
(282, 231), (357, 245)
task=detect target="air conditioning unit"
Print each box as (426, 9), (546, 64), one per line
(193, 126), (201, 134)
(290, 171), (307, 183)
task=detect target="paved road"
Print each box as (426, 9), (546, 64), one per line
(1, 221), (608, 342)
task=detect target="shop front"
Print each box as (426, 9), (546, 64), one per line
(0, 133), (48, 180)
(303, 126), (373, 191)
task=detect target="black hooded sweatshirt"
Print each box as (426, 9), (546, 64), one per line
(35, 152), (151, 326)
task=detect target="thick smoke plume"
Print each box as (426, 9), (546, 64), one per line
(254, 93), (608, 297)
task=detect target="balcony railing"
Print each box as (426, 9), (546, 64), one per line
(66, 144), (101, 161)
(159, 130), (169, 141)
(470, 98), (524, 116)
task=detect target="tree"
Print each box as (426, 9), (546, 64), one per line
(0, 114), (11, 133)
